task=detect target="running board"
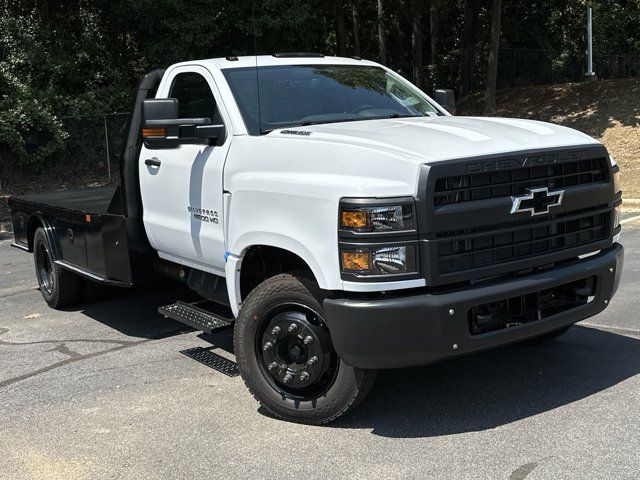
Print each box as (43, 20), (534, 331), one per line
(158, 301), (234, 334)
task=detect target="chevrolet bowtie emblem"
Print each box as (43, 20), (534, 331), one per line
(511, 187), (564, 216)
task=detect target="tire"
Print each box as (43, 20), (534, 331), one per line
(522, 325), (572, 345)
(234, 273), (377, 425)
(33, 227), (82, 309)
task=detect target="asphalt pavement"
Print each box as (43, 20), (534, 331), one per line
(1, 218), (639, 479)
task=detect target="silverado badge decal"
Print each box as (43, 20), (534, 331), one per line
(188, 206), (219, 224)
(510, 187), (564, 216)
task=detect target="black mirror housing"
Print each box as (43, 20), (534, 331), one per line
(434, 89), (456, 115)
(143, 98), (179, 122)
(142, 98), (226, 148)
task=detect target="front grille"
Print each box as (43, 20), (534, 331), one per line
(434, 157), (607, 206)
(435, 205), (609, 274)
(468, 276), (596, 335)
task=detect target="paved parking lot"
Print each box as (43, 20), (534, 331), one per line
(1, 218), (639, 479)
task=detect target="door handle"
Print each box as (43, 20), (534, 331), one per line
(145, 158), (161, 167)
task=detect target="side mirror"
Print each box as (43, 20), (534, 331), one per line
(141, 98), (226, 148)
(434, 89), (456, 115)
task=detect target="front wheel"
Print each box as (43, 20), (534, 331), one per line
(234, 273), (377, 425)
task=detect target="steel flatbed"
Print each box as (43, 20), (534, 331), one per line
(8, 185), (134, 287)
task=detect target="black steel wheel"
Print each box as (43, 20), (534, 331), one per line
(33, 227), (81, 309)
(257, 305), (338, 398)
(35, 240), (54, 296)
(234, 273), (377, 424)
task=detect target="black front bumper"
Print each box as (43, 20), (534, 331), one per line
(323, 243), (624, 369)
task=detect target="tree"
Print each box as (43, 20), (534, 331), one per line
(483, 0), (503, 115)
(459, 0), (476, 99)
(377, 0), (387, 64)
(429, 0), (441, 77)
(352, 0), (361, 58)
(334, 0), (347, 56)
(411, 0), (423, 87)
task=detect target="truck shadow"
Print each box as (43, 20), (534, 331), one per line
(72, 285), (639, 438)
(70, 280), (199, 340)
(332, 325), (640, 438)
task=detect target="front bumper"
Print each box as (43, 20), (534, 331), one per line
(323, 243), (623, 369)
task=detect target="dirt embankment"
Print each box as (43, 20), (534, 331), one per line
(458, 78), (640, 199)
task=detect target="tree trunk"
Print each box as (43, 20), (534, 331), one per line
(429, 0), (441, 87)
(412, 0), (423, 87)
(334, 0), (347, 56)
(352, 0), (361, 58)
(377, 0), (387, 64)
(459, 0), (476, 99)
(483, 0), (502, 115)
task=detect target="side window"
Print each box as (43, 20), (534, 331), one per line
(169, 72), (217, 119)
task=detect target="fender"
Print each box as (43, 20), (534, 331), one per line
(225, 233), (330, 318)
(27, 212), (61, 260)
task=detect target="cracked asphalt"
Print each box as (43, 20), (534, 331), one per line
(1, 219), (639, 480)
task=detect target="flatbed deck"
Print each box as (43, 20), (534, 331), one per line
(13, 185), (118, 215)
(9, 184), (133, 286)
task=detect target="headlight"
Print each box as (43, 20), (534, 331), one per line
(340, 244), (418, 276)
(610, 156), (621, 194)
(340, 202), (414, 233)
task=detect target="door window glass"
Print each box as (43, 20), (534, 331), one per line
(169, 72), (217, 119)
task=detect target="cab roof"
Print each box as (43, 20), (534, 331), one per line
(171, 55), (381, 71)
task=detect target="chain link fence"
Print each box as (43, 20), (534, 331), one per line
(0, 113), (130, 222)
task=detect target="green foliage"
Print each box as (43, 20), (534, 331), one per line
(0, 0), (639, 167)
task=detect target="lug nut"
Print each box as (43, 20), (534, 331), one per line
(449, 309), (455, 316)
(283, 373), (293, 384)
(303, 335), (314, 345)
(299, 372), (310, 382)
(268, 362), (278, 371)
(271, 326), (281, 336)
(288, 323), (298, 333)
(307, 356), (318, 366)
(263, 342), (273, 351)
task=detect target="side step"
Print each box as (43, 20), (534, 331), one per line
(158, 301), (234, 334)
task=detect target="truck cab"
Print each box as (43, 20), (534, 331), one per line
(7, 54), (624, 424)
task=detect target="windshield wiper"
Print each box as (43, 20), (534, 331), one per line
(260, 113), (425, 135)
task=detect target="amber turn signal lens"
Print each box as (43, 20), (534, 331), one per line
(141, 127), (167, 138)
(341, 210), (369, 229)
(341, 251), (372, 272)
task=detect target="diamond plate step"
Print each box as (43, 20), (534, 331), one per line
(180, 347), (239, 377)
(158, 301), (234, 334)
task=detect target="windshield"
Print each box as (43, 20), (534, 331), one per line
(222, 64), (443, 135)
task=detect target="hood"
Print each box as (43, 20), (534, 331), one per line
(274, 116), (601, 163)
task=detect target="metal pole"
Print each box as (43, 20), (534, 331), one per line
(103, 114), (111, 179)
(585, 2), (597, 81)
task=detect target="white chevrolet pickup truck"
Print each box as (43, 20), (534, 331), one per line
(5, 54), (623, 424)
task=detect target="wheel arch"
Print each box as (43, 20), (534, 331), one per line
(27, 212), (60, 259)
(225, 236), (328, 317)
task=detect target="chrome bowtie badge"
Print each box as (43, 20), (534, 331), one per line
(510, 187), (564, 216)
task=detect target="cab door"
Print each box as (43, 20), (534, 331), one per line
(139, 66), (231, 273)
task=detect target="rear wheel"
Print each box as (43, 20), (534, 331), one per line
(33, 227), (81, 309)
(234, 273), (377, 424)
